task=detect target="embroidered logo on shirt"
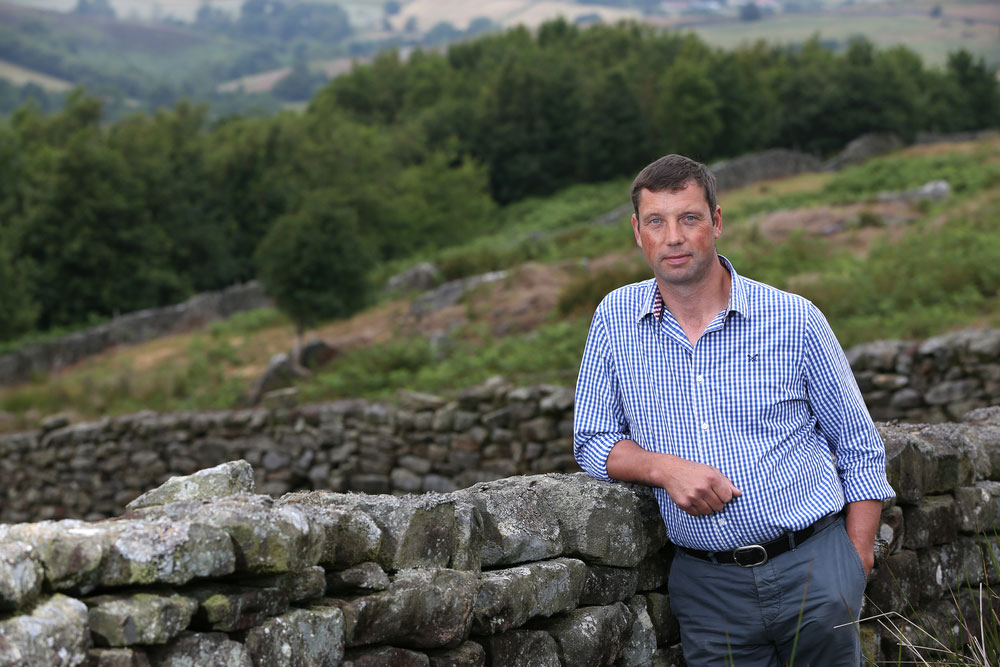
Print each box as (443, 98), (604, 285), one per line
(747, 353), (759, 362)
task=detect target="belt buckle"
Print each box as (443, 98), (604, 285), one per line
(733, 544), (768, 567)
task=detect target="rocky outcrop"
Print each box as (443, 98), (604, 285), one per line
(710, 149), (823, 191)
(824, 132), (904, 170)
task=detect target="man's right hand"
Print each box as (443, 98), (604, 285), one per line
(606, 439), (741, 516)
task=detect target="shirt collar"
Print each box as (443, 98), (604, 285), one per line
(638, 254), (750, 322)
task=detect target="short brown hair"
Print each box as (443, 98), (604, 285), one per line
(630, 154), (717, 216)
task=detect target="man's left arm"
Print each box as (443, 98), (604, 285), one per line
(845, 499), (882, 576)
(803, 304), (895, 575)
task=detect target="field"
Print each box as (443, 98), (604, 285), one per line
(385, 0), (640, 32)
(0, 58), (72, 90)
(686, 1), (1000, 67)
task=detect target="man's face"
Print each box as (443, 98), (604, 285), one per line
(631, 182), (722, 290)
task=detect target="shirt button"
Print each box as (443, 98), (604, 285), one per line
(701, 422), (709, 431)
(696, 375), (705, 383)
(718, 517), (728, 526)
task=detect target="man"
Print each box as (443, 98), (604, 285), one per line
(573, 154), (894, 665)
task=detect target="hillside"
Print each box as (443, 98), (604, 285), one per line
(1, 135), (998, 434)
(2, 0), (997, 115)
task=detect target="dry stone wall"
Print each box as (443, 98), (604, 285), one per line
(0, 282), (271, 388)
(0, 378), (579, 524)
(2, 328), (999, 525)
(847, 328), (1000, 424)
(3, 406), (1000, 666)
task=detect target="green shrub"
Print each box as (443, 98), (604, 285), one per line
(557, 261), (650, 317)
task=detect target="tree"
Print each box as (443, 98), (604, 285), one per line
(0, 236), (38, 342)
(654, 58), (723, 160)
(944, 49), (1000, 131)
(254, 191), (373, 347)
(576, 69), (650, 181)
(739, 2), (762, 21)
(13, 124), (180, 329)
(73, 0), (115, 18)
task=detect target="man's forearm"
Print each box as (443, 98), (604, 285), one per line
(606, 438), (667, 487)
(606, 439), (741, 516)
(844, 499), (882, 576)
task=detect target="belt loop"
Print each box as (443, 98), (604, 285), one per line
(788, 531), (797, 550)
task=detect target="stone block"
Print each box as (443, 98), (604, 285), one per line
(0, 520), (106, 593)
(398, 455), (433, 475)
(519, 417), (556, 442)
(919, 423), (990, 482)
(85, 648), (151, 666)
(0, 540), (43, 612)
(147, 631), (252, 666)
(472, 557), (586, 635)
(925, 379), (981, 406)
(390, 468), (423, 493)
(326, 562), (390, 594)
(615, 595), (656, 667)
(452, 477), (563, 567)
(85, 591), (198, 647)
(531, 474), (667, 567)
(237, 566), (327, 603)
(878, 505), (904, 555)
(341, 646), (429, 667)
(244, 605), (345, 667)
(634, 546), (671, 592)
(902, 495), (958, 549)
(281, 492), (469, 570)
(99, 519), (236, 588)
(331, 568), (477, 649)
(1, 517), (236, 593)
(643, 591), (680, 647)
(530, 602), (634, 667)
(187, 584), (289, 632)
(0, 594), (90, 667)
(978, 536), (1000, 584)
(580, 565), (639, 606)
(958, 424), (1000, 480)
(351, 475), (390, 494)
(865, 549), (921, 615)
(276, 497), (383, 569)
(652, 644), (685, 667)
(915, 537), (984, 603)
(955, 481), (1000, 534)
(130, 494), (322, 574)
(881, 424), (974, 503)
(480, 629), (560, 667)
(125, 460), (255, 510)
(426, 641), (486, 667)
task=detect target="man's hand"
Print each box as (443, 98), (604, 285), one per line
(606, 439), (741, 516)
(845, 500), (882, 578)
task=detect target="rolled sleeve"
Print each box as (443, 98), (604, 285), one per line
(574, 306), (629, 483)
(804, 304), (896, 503)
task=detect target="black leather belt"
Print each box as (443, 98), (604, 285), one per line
(679, 511), (842, 567)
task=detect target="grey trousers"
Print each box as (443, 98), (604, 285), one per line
(667, 516), (867, 667)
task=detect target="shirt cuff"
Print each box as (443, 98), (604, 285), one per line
(841, 468), (896, 504)
(574, 432), (628, 483)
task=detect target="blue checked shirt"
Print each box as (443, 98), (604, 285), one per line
(573, 256), (895, 551)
